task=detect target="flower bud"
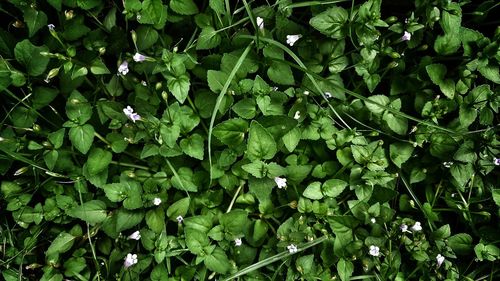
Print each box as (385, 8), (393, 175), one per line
(32, 124), (41, 133)
(385, 16), (397, 24)
(98, 47), (106, 55)
(47, 67), (60, 80)
(14, 166), (29, 176)
(42, 141), (53, 149)
(417, 44), (428, 51)
(65, 10), (75, 20)
(131, 30), (137, 46)
(161, 91), (168, 101)
(66, 46), (76, 57)
(155, 82), (162, 90)
(389, 52), (401, 59)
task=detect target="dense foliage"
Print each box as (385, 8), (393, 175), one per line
(1, 0), (499, 280)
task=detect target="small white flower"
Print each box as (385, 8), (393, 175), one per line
(287, 244), (298, 254)
(176, 215), (183, 223)
(153, 197), (162, 206)
(436, 254), (445, 267)
(402, 31), (411, 41)
(47, 24), (55, 31)
(442, 162), (453, 168)
(133, 52), (147, 62)
(234, 238), (242, 246)
(494, 158), (500, 166)
(123, 106), (141, 123)
(136, 14), (142, 21)
(0, 137), (4, 142)
(294, 111), (301, 120)
(128, 230), (141, 240)
(118, 61), (129, 75)
(272, 86), (278, 91)
(123, 253), (138, 268)
(410, 221), (422, 232)
(404, 18), (409, 24)
(369, 245), (380, 257)
(44, 77), (50, 83)
(141, 80), (147, 86)
(324, 92), (333, 99)
(303, 90), (309, 96)
(274, 177), (287, 189)
(400, 224), (409, 232)
(286, 34), (302, 46)
(256, 17), (264, 30)
(370, 218), (376, 224)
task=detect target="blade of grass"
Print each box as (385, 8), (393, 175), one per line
(222, 235), (329, 281)
(207, 43), (253, 183)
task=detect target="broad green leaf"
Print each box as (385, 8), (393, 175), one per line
(478, 64), (500, 84)
(389, 142), (414, 168)
(232, 98), (256, 119)
(282, 127), (301, 152)
(87, 148), (112, 175)
(90, 59), (110, 75)
(450, 163), (474, 190)
(66, 200), (108, 224)
(69, 124), (95, 154)
(47, 0), (62, 11)
(167, 74), (190, 103)
(170, 0), (199, 15)
(136, 26), (159, 51)
(220, 209), (248, 236)
(426, 63), (454, 98)
(207, 70), (228, 93)
(309, 6), (348, 39)
(241, 161), (267, 178)
(337, 259), (354, 281)
(434, 33), (460, 55)
(66, 90), (92, 125)
(267, 62), (294, 85)
(14, 39), (49, 76)
(196, 27), (221, 50)
(204, 247), (231, 274)
(146, 208), (165, 233)
(303, 182), (323, 200)
(180, 133), (204, 160)
(365, 95), (389, 114)
(32, 87), (58, 110)
(77, 0), (101, 10)
(247, 121), (277, 161)
(166, 197), (190, 219)
(322, 179), (347, 198)
(24, 8), (47, 37)
(46, 232), (76, 257)
(383, 112), (408, 135)
(185, 228), (210, 255)
(213, 118), (248, 146)
(44, 150), (58, 170)
(138, 0), (167, 26)
(209, 0), (225, 14)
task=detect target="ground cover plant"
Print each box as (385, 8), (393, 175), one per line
(0, 0), (499, 280)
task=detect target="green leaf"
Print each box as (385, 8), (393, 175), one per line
(365, 95), (389, 114)
(66, 200), (108, 224)
(232, 98), (256, 119)
(167, 74), (190, 103)
(185, 228), (210, 255)
(478, 64), (500, 84)
(383, 112), (408, 135)
(389, 142), (414, 168)
(90, 59), (110, 75)
(247, 121), (277, 161)
(69, 124), (95, 154)
(309, 6), (348, 39)
(213, 118), (248, 146)
(196, 27), (221, 50)
(241, 161), (267, 178)
(322, 179), (347, 198)
(32, 87), (58, 110)
(46, 232), (76, 257)
(138, 0), (167, 26)
(180, 133), (204, 160)
(166, 197), (190, 219)
(209, 0), (225, 14)
(434, 34), (460, 55)
(77, 0), (101, 10)
(450, 163), (473, 190)
(459, 105), (477, 127)
(66, 91), (92, 125)
(207, 70), (228, 93)
(47, 0), (62, 11)
(170, 0), (199, 15)
(87, 148), (112, 175)
(24, 8), (47, 37)
(426, 63), (455, 98)
(159, 123), (180, 147)
(337, 259), (354, 281)
(282, 127), (301, 152)
(146, 208), (165, 233)
(303, 182), (323, 200)
(220, 209), (248, 236)
(204, 247), (231, 274)
(267, 62), (294, 85)
(14, 39), (50, 76)
(136, 26), (159, 51)
(44, 150), (59, 170)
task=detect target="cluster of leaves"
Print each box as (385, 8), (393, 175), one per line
(1, 0), (499, 280)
